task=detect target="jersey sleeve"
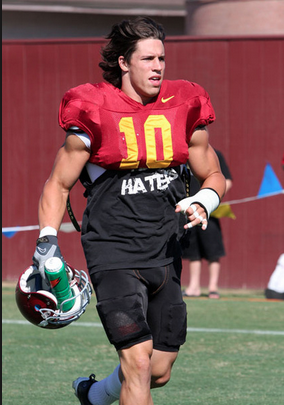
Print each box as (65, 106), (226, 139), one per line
(58, 83), (101, 140)
(182, 81), (215, 142)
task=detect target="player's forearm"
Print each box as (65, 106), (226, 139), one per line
(200, 171), (226, 201)
(38, 178), (69, 234)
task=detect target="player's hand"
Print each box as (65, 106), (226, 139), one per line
(175, 202), (208, 230)
(176, 188), (220, 231)
(32, 235), (64, 283)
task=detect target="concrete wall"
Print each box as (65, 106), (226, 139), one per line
(2, 10), (185, 39)
(3, 0), (284, 39)
(186, 0), (284, 36)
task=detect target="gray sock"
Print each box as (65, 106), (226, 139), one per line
(88, 365), (121, 405)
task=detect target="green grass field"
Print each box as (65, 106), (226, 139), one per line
(2, 284), (284, 405)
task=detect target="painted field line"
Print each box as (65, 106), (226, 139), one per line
(186, 327), (284, 335)
(2, 319), (284, 336)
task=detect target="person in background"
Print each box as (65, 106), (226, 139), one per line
(182, 149), (232, 299)
(32, 17), (226, 405)
(265, 152), (284, 300)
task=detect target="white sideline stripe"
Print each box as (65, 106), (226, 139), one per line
(2, 319), (284, 335)
(187, 327), (284, 335)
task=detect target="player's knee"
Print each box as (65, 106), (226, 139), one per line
(151, 368), (172, 388)
(129, 349), (151, 373)
(150, 349), (178, 388)
(123, 355), (152, 388)
(120, 341), (153, 383)
(135, 355), (152, 376)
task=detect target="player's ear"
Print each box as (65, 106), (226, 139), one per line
(118, 56), (129, 72)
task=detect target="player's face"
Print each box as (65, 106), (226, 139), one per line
(119, 38), (165, 105)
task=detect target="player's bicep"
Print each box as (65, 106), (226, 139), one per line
(187, 127), (220, 184)
(50, 134), (90, 191)
(66, 126), (91, 150)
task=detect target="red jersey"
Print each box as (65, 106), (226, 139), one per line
(58, 80), (215, 273)
(59, 80), (215, 170)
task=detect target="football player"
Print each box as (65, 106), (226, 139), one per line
(32, 16), (226, 405)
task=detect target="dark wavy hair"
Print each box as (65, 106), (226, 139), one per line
(99, 17), (165, 88)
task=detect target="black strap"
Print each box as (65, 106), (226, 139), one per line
(66, 195), (81, 232)
(182, 164), (191, 197)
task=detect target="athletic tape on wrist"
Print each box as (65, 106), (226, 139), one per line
(39, 226), (58, 238)
(177, 188), (220, 218)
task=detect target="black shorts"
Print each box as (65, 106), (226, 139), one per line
(90, 260), (187, 352)
(182, 217), (225, 261)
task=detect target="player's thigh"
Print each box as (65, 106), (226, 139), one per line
(147, 261), (187, 352)
(90, 269), (152, 350)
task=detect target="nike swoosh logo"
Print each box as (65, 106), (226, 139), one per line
(161, 96), (175, 103)
(37, 245), (57, 257)
(37, 247), (47, 254)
